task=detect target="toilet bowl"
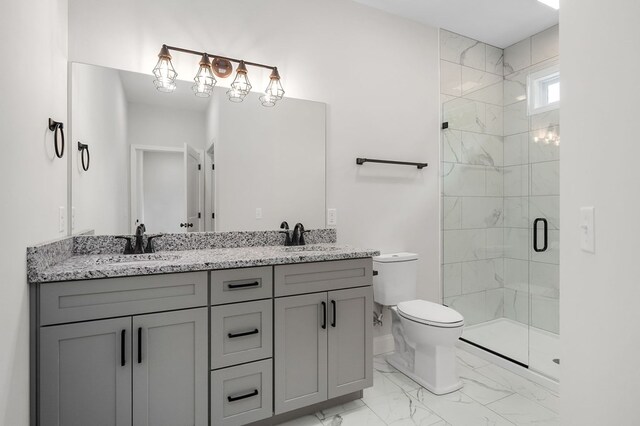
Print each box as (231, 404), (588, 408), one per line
(373, 253), (465, 395)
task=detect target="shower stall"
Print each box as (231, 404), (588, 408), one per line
(440, 27), (560, 381)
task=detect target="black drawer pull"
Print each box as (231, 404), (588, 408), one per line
(120, 329), (126, 367)
(137, 327), (142, 364)
(228, 328), (259, 339)
(321, 301), (327, 329)
(227, 281), (260, 289)
(227, 389), (259, 402)
(331, 300), (337, 328)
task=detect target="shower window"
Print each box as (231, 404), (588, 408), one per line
(528, 64), (560, 115)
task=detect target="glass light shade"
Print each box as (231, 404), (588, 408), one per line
(227, 61), (252, 102)
(192, 54), (217, 98)
(152, 46), (177, 93)
(260, 70), (285, 107)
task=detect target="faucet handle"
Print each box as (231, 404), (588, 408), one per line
(145, 234), (163, 253)
(115, 236), (134, 254)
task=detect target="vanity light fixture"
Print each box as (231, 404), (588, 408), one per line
(152, 44), (285, 106)
(192, 53), (216, 97)
(260, 68), (285, 107)
(227, 61), (252, 103)
(152, 45), (177, 93)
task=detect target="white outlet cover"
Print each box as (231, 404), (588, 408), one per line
(580, 206), (595, 253)
(327, 208), (337, 226)
(255, 208), (262, 219)
(58, 206), (66, 233)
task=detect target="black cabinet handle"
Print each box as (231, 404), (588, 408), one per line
(321, 301), (327, 329)
(373, 270), (379, 276)
(180, 223), (194, 228)
(120, 329), (126, 367)
(137, 327), (142, 364)
(227, 281), (260, 289)
(533, 218), (549, 252)
(331, 300), (337, 328)
(48, 118), (65, 158)
(227, 389), (259, 402)
(228, 329), (259, 339)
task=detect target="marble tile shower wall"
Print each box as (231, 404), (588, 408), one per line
(441, 29), (506, 326)
(440, 26), (559, 333)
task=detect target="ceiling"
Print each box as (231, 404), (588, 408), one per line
(352, 0), (559, 48)
(119, 70), (210, 112)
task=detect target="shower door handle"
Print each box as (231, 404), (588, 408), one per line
(533, 218), (548, 252)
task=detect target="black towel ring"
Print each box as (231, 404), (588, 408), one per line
(48, 118), (65, 158)
(78, 142), (90, 171)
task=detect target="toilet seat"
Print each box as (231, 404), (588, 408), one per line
(397, 299), (464, 328)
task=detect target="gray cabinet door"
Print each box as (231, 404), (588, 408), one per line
(327, 286), (374, 399)
(274, 293), (328, 414)
(39, 317), (132, 426)
(132, 308), (208, 426)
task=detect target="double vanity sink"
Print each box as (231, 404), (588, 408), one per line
(28, 231), (378, 426)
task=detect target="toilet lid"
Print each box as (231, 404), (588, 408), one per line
(397, 299), (464, 327)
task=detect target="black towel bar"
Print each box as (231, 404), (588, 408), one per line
(356, 158), (428, 169)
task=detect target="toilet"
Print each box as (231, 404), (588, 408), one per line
(373, 252), (464, 395)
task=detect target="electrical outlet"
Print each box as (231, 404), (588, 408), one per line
(58, 206), (66, 233)
(327, 208), (337, 226)
(580, 206), (595, 253)
(255, 208), (262, 219)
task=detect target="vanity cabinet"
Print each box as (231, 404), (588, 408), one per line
(37, 273), (208, 426)
(273, 261), (373, 415)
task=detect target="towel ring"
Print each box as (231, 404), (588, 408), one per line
(78, 142), (90, 171)
(48, 118), (65, 158)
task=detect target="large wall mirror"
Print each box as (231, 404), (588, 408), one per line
(69, 63), (326, 235)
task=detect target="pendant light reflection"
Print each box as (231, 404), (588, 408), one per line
(192, 54), (216, 97)
(260, 68), (285, 107)
(227, 61), (252, 103)
(152, 45), (177, 93)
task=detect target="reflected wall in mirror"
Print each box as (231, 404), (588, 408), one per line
(70, 63), (326, 235)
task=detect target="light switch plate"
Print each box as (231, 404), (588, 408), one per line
(580, 206), (595, 253)
(255, 208), (262, 219)
(58, 206), (66, 233)
(327, 208), (337, 226)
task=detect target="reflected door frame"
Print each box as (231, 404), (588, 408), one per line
(130, 144), (205, 234)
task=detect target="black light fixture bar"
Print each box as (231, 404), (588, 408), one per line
(163, 45), (276, 71)
(356, 158), (429, 169)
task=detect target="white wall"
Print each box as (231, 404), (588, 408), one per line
(0, 0), (68, 424)
(214, 90), (326, 232)
(561, 0), (640, 423)
(68, 0), (442, 303)
(71, 63), (129, 234)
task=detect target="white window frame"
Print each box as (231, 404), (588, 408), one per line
(527, 63), (560, 116)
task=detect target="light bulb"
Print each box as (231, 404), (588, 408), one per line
(152, 45), (177, 93)
(227, 61), (252, 103)
(192, 54), (216, 98)
(260, 68), (285, 107)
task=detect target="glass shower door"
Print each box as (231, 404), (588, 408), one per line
(441, 85), (531, 367)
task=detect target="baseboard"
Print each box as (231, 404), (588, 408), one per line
(373, 334), (395, 355)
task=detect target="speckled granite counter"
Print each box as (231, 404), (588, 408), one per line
(29, 244), (380, 284)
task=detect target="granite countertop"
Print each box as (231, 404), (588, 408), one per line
(29, 244), (380, 284)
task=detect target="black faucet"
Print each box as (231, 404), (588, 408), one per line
(134, 224), (146, 254)
(279, 221), (292, 246)
(291, 223), (309, 246)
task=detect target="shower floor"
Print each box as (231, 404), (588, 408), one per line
(462, 318), (559, 381)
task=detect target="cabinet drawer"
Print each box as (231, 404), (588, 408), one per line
(211, 300), (273, 369)
(211, 266), (272, 305)
(39, 272), (208, 325)
(274, 259), (372, 297)
(211, 359), (273, 426)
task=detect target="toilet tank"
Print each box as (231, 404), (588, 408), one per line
(373, 252), (418, 306)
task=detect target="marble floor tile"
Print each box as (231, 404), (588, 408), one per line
(410, 388), (515, 426)
(474, 364), (560, 413)
(314, 399), (366, 422)
(458, 365), (514, 405)
(456, 348), (491, 369)
(319, 405), (387, 426)
(365, 390), (444, 425)
(487, 394), (560, 425)
(279, 414), (324, 425)
(363, 370), (404, 401)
